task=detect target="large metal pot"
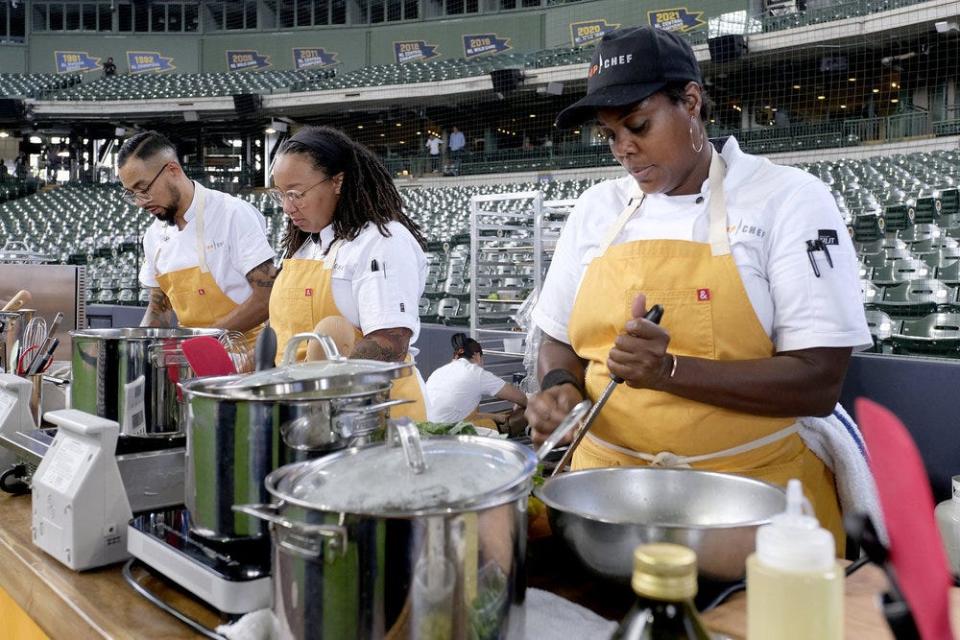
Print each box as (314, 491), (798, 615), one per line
(536, 467), (787, 583)
(237, 407), (589, 640)
(70, 327), (224, 437)
(181, 333), (414, 541)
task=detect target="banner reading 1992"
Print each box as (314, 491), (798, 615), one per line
(293, 48), (337, 70)
(127, 51), (175, 74)
(463, 34), (511, 58)
(569, 19), (621, 47)
(226, 50), (271, 72)
(55, 51), (100, 74)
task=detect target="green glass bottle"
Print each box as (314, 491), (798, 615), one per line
(611, 543), (713, 640)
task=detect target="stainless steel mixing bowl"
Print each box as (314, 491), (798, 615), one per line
(536, 467), (787, 582)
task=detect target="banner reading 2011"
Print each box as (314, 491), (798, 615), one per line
(293, 48), (337, 70)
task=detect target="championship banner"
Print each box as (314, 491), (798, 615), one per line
(293, 48), (337, 70)
(569, 19), (621, 47)
(463, 34), (511, 58)
(127, 51), (175, 74)
(226, 50), (271, 72)
(55, 51), (100, 74)
(393, 41), (439, 64)
(648, 7), (706, 33)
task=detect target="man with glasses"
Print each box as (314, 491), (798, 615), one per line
(118, 131), (276, 349)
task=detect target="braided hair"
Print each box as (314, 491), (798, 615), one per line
(277, 126), (427, 257)
(451, 333), (483, 360)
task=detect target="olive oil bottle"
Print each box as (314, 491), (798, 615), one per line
(611, 543), (712, 640)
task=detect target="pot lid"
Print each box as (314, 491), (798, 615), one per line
(183, 358), (412, 400)
(70, 327), (224, 340)
(268, 420), (536, 516)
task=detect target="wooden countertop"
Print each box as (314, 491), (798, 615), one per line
(2, 489), (959, 639)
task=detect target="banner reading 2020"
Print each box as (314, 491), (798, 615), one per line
(226, 50), (271, 72)
(293, 48), (337, 70)
(127, 51), (175, 74)
(569, 19), (621, 47)
(463, 34), (511, 59)
(55, 51), (100, 74)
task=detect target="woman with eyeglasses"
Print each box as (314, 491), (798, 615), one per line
(119, 131), (276, 350)
(268, 126), (431, 421)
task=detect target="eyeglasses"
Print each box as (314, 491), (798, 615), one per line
(267, 176), (332, 207)
(120, 163), (169, 205)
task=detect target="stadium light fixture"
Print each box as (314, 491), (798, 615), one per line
(265, 127), (276, 134)
(0, 132), (8, 138)
(872, 88), (880, 93)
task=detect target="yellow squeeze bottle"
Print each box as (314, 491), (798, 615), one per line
(746, 479), (843, 640)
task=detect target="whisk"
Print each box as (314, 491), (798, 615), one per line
(219, 331), (252, 374)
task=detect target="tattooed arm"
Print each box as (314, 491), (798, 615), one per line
(140, 287), (176, 327)
(212, 259), (277, 332)
(350, 327), (412, 363)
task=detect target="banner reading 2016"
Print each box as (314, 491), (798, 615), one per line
(127, 51), (175, 74)
(226, 50), (271, 72)
(463, 34), (511, 58)
(569, 19), (621, 47)
(393, 41), (439, 64)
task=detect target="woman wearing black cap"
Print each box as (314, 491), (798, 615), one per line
(527, 26), (870, 547)
(268, 125), (431, 421)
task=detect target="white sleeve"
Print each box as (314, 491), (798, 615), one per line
(475, 367), (508, 397)
(353, 227), (425, 341)
(531, 201), (589, 345)
(766, 179), (872, 352)
(229, 202), (276, 276)
(138, 228), (159, 288)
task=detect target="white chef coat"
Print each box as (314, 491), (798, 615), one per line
(533, 136), (872, 353)
(425, 358), (508, 423)
(139, 182), (275, 304)
(290, 220), (427, 344)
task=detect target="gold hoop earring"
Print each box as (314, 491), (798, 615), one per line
(689, 117), (705, 153)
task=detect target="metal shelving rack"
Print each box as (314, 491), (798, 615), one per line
(468, 192), (574, 359)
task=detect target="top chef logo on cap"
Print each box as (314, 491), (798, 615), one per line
(589, 51), (635, 78)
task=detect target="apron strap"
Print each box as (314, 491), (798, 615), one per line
(323, 239), (344, 270)
(584, 422), (801, 468)
(154, 182), (209, 274)
(596, 148), (730, 257)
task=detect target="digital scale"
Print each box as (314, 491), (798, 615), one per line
(0, 372), (271, 615)
(0, 373), (186, 513)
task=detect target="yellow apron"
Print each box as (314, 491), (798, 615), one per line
(567, 149), (843, 550)
(154, 186), (264, 351)
(269, 240), (428, 422)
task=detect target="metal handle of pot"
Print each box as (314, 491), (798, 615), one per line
(233, 503), (348, 560)
(388, 418), (427, 475)
(334, 399), (412, 439)
(149, 343), (189, 367)
(281, 332), (343, 366)
(341, 398), (412, 415)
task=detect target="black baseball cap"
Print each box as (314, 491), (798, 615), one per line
(556, 26), (703, 128)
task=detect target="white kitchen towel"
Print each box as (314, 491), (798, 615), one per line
(216, 609), (279, 640)
(525, 587), (618, 639)
(799, 403), (888, 543)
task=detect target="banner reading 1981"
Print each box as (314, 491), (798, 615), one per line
(569, 19), (621, 47)
(293, 48), (337, 70)
(55, 51), (100, 74)
(127, 51), (176, 74)
(226, 50), (271, 72)
(463, 34), (511, 58)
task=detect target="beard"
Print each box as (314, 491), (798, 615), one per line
(152, 186), (182, 226)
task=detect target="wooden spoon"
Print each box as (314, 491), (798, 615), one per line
(2, 290), (31, 312)
(306, 316), (357, 360)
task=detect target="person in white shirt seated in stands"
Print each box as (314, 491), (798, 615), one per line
(120, 131), (276, 353)
(426, 333), (527, 429)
